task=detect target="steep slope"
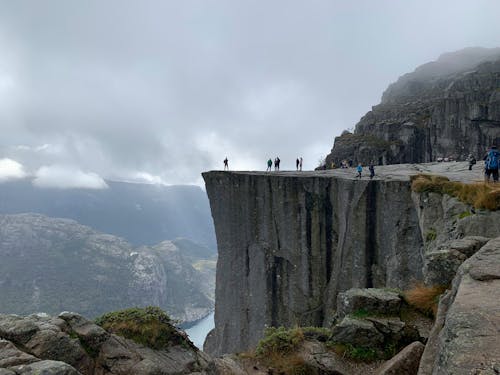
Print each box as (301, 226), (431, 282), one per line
(203, 163), (500, 356)
(326, 47), (500, 166)
(0, 213), (213, 322)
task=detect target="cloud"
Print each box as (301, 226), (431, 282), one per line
(0, 1), (499, 183)
(0, 158), (27, 181)
(33, 165), (108, 189)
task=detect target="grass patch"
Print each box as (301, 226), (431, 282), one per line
(425, 228), (437, 242)
(403, 284), (447, 318)
(255, 326), (305, 357)
(95, 306), (192, 350)
(411, 174), (500, 210)
(458, 211), (472, 219)
(350, 308), (370, 319)
(332, 343), (378, 362)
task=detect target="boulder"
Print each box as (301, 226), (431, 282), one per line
(0, 340), (38, 368)
(0, 316), (38, 345)
(423, 249), (466, 286)
(9, 360), (80, 375)
(420, 237), (500, 374)
(336, 288), (402, 319)
(375, 341), (425, 375)
(331, 317), (384, 348)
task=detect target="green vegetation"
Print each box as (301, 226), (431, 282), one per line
(255, 326), (305, 357)
(425, 228), (437, 242)
(411, 174), (500, 210)
(403, 283), (447, 318)
(350, 308), (370, 319)
(458, 210), (472, 219)
(95, 306), (192, 350)
(332, 343), (378, 362)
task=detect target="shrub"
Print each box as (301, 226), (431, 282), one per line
(95, 306), (192, 350)
(255, 326), (305, 357)
(403, 284), (447, 318)
(425, 228), (437, 242)
(411, 174), (500, 210)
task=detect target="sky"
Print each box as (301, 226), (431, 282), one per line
(1, 0), (500, 187)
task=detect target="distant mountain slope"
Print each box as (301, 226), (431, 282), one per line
(326, 47), (500, 166)
(0, 213), (214, 322)
(0, 179), (215, 248)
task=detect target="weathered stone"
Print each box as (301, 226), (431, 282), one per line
(430, 237), (500, 374)
(0, 316), (38, 345)
(0, 339), (39, 368)
(445, 236), (490, 257)
(0, 369), (16, 375)
(58, 312), (109, 349)
(336, 288), (402, 319)
(9, 360), (80, 375)
(213, 355), (247, 375)
(375, 341), (425, 375)
(331, 317), (384, 348)
(423, 249), (466, 286)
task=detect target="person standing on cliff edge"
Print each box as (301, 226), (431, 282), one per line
(356, 164), (362, 178)
(296, 158), (300, 171)
(267, 158), (272, 171)
(369, 164), (375, 179)
(299, 157), (303, 171)
(223, 157), (228, 171)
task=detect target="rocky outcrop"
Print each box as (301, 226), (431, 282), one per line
(418, 237), (500, 375)
(0, 312), (215, 375)
(203, 163), (500, 357)
(326, 47), (500, 166)
(375, 341), (424, 375)
(0, 214), (213, 323)
(203, 170), (425, 355)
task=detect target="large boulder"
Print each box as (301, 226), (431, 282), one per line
(418, 237), (500, 374)
(375, 341), (425, 375)
(336, 288), (402, 319)
(0, 340), (38, 368)
(8, 360), (80, 375)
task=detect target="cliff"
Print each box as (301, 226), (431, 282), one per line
(325, 47), (500, 166)
(203, 162), (500, 357)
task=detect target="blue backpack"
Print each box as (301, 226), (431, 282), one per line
(486, 150), (499, 170)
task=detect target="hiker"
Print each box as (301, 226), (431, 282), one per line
(267, 158), (272, 172)
(484, 145), (499, 183)
(299, 157), (303, 171)
(223, 157), (229, 171)
(356, 164), (362, 178)
(296, 158), (300, 171)
(467, 154), (476, 171)
(369, 164), (375, 179)
(276, 157), (281, 171)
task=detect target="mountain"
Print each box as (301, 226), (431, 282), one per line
(0, 179), (215, 248)
(0, 213), (214, 322)
(326, 47), (500, 166)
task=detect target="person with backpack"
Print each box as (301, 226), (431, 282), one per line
(267, 158), (272, 172)
(468, 154), (476, 171)
(223, 157), (229, 171)
(356, 164), (362, 178)
(484, 145), (499, 183)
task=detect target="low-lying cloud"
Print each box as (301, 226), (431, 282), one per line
(32, 165), (108, 189)
(0, 158), (27, 181)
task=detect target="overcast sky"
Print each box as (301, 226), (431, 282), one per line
(1, 0), (500, 187)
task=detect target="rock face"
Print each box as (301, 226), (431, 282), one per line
(326, 47), (500, 166)
(0, 214), (213, 323)
(418, 237), (500, 375)
(203, 164), (500, 356)
(0, 312), (215, 375)
(203, 170), (425, 355)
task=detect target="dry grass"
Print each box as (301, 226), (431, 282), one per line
(411, 174), (500, 210)
(403, 283), (447, 318)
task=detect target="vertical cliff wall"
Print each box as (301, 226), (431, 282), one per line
(203, 171), (424, 356)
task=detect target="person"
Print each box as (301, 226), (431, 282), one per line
(296, 158), (300, 171)
(267, 158), (272, 172)
(299, 157), (303, 171)
(467, 154), (476, 171)
(356, 164), (362, 178)
(484, 145), (499, 183)
(369, 164), (375, 179)
(276, 157), (281, 171)
(223, 157), (228, 171)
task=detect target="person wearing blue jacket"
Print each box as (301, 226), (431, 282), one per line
(484, 145), (499, 183)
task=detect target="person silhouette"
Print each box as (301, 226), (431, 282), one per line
(223, 157), (228, 171)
